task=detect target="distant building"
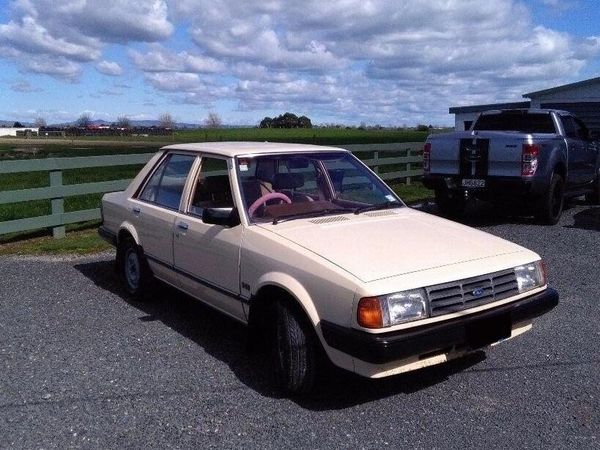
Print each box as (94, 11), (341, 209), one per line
(450, 76), (600, 132)
(0, 127), (39, 137)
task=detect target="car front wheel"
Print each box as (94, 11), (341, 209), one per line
(272, 300), (318, 394)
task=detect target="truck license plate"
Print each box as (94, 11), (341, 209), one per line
(461, 178), (486, 188)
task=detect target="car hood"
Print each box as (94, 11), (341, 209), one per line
(258, 208), (528, 283)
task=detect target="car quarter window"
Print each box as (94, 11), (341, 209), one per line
(138, 153), (196, 210)
(188, 156), (233, 216)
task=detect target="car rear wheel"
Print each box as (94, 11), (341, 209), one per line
(118, 236), (153, 301)
(272, 300), (318, 394)
(537, 173), (564, 225)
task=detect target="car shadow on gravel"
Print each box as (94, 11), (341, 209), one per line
(564, 206), (600, 231)
(416, 198), (581, 228)
(75, 258), (487, 409)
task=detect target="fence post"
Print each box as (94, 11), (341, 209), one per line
(49, 170), (65, 239)
(406, 148), (412, 185)
(373, 151), (379, 175)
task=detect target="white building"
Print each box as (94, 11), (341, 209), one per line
(0, 127), (39, 137)
(450, 76), (600, 132)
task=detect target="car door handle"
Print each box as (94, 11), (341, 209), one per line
(132, 207), (141, 215)
(177, 221), (189, 230)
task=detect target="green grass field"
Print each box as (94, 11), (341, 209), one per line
(0, 128), (433, 253)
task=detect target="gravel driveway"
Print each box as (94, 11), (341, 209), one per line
(1, 202), (599, 449)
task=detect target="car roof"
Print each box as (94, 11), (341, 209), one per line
(160, 141), (348, 158)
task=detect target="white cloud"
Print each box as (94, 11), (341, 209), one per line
(1, 0), (599, 124)
(0, 16), (101, 61)
(129, 47), (225, 73)
(10, 79), (43, 93)
(24, 56), (82, 81)
(0, 0), (173, 79)
(96, 60), (123, 76)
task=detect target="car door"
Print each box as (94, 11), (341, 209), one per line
(172, 155), (246, 322)
(131, 152), (197, 284)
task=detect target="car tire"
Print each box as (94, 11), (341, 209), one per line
(536, 173), (565, 225)
(272, 300), (318, 395)
(118, 236), (153, 301)
(435, 189), (466, 218)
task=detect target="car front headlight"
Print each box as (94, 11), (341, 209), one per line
(358, 289), (427, 328)
(514, 260), (546, 293)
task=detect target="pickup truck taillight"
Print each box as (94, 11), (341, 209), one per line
(423, 143), (431, 173)
(521, 144), (540, 177)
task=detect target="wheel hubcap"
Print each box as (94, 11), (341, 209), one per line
(124, 249), (140, 290)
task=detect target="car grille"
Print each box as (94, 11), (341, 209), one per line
(426, 269), (519, 317)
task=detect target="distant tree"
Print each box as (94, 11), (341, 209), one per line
(34, 117), (47, 128)
(77, 113), (92, 127)
(298, 115), (312, 128)
(260, 112), (312, 129)
(416, 124), (429, 132)
(259, 117), (273, 128)
(204, 112), (222, 128)
(12, 121), (24, 128)
(159, 112), (175, 129)
(116, 115), (131, 128)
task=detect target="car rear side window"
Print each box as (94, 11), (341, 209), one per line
(138, 153), (196, 210)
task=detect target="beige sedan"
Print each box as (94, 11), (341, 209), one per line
(99, 142), (558, 394)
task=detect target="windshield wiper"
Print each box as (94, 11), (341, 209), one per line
(272, 208), (353, 225)
(353, 201), (402, 215)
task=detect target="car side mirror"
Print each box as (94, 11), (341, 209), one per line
(202, 207), (240, 227)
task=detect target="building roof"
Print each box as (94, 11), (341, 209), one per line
(523, 76), (600, 98)
(161, 141), (346, 158)
(449, 101), (530, 114)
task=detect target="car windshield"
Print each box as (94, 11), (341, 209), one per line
(236, 152), (403, 223)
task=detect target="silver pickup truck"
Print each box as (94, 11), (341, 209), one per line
(423, 109), (600, 224)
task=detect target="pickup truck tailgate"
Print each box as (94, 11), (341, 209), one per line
(429, 131), (558, 178)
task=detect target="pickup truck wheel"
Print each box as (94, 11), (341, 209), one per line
(118, 237), (153, 301)
(435, 189), (466, 218)
(537, 173), (564, 225)
(272, 300), (318, 394)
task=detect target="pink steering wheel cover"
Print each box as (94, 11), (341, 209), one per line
(248, 192), (291, 216)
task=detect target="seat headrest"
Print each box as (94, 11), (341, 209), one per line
(272, 173), (304, 190)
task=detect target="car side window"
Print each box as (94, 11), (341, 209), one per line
(138, 153), (196, 210)
(560, 116), (578, 139)
(188, 157), (233, 217)
(573, 117), (590, 140)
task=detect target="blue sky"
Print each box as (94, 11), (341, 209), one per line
(0, 0), (599, 127)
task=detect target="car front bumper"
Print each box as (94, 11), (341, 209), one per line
(320, 288), (558, 365)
